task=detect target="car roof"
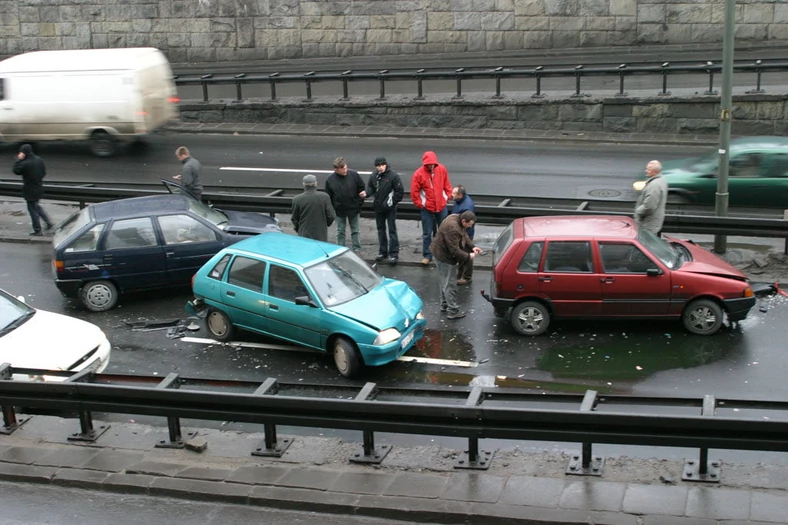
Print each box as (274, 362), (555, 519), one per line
(731, 136), (788, 151)
(91, 195), (190, 222)
(517, 215), (638, 240)
(228, 232), (347, 268)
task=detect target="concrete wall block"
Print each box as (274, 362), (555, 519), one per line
(488, 105), (519, 120)
(691, 24), (723, 43)
(587, 16), (615, 31)
(187, 47), (218, 62)
(237, 18), (254, 48)
(348, 1), (396, 15)
(454, 12), (482, 30)
(519, 103), (557, 120)
(637, 4), (665, 23)
(731, 103), (758, 120)
(339, 29), (366, 43)
(370, 15), (395, 29)
(523, 30), (552, 48)
(259, 17), (299, 29)
(495, 0), (515, 11)
(427, 12), (454, 31)
(133, 18), (153, 33)
(562, 121), (605, 132)
(503, 30), (523, 49)
(418, 42), (467, 54)
(467, 30), (486, 51)
(671, 102), (716, 118)
(637, 23), (666, 44)
(735, 24), (768, 41)
(131, 5), (158, 19)
(150, 19), (170, 32)
(734, 120), (776, 136)
(81, 6), (104, 21)
(776, 4), (788, 23)
(604, 104), (633, 117)
(552, 30), (581, 47)
(39, 6), (59, 23)
(664, 24), (692, 43)
(185, 19), (211, 33)
(38, 36), (63, 50)
(211, 18), (237, 32)
(610, 0), (636, 16)
(608, 29), (637, 45)
(411, 10), (427, 42)
(545, 0), (579, 16)
(19, 7), (39, 23)
(20, 23), (38, 37)
(516, 16), (550, 30)
(581, 31), (609, 47)
(481, 12), (515, 30)
(677, 118), (719, 134)
(430, 30), (467, 43)
(367, 29), (393, 43)
(633, 103), (672, 117)
(55, 22), (75, 36)
(615, 16), (636, 31)
(167, 33), (191, 47)
(472, 0), (498, 11)
(637, 117), (677, 134)
(742, 3), (774, 24)
(558, 102), (603, 121)
(579, 0), (609, 17)
(395, 1), (424, 13)
(193, 32), (237, 48)
(485, 30), (505, 50)
(270, 0), (301, 17)
(20, 36), (38, 52)
(348, 15), (371, 30)
(104, 21), (132, 33)
(37, 22), (55, 37)
(302, 29), (338, 43)
(0, 26), (20, 38)
(392, 29), (411, 42)
(756, 101), (784, 120)
(318, 15), (347, 29)
(105, 5), (135, 22)
(514, 0), (545, 16)
(550, 17), (585, 31)
(59, 6), (81, 22)
(768, 24), (788, 40)
(667, 4), (712, 24)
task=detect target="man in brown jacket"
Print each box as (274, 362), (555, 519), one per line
(429, 211), (482, 319)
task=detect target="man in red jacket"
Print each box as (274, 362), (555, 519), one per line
(411, 151), (453, 265)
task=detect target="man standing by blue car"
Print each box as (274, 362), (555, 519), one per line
(451, 185), (476, 285)
(325, 157), (366, 252)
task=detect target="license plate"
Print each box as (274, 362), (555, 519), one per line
(401, 331), (414, 349)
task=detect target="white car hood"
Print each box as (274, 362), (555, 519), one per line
(0, 310), (108, 371)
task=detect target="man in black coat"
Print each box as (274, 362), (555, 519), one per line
(325, 157), (367, 252)
(366, 157), (404, 264)
(13, 144), (53, 236)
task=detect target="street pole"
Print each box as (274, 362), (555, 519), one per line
(714, 0), (736, 254)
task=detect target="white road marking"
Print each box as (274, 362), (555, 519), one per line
(220, 167), (334, 174)
(181, 337), (318, 353)
(396, 356), (477, 368)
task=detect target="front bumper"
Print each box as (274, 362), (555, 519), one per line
(359, 318), (427, 367)
(723, 296), (757, 322)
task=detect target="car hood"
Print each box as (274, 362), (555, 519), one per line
(0, 310), (109, 370)
(331, 278), (423, 331)
(672, 239), (748, 280)
(221, 209), (281, 235)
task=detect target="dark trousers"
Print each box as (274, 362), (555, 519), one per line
(420, 207), (448, 260)
(457, 256), (474, 281)
(26, 199), (52, 233)
(374, 207), (399, 257)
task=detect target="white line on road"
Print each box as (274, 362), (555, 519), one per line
(220, 167), (334, 174)
(396, 356), (477, 368)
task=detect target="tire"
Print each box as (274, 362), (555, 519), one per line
(80, 281), (119, 312)
(510, 301), (551, 336)
(205, 308), (234, 342)
(682, 299), (724, 335)
(333, 337), (363, 378)
(89, 131), (116, 158)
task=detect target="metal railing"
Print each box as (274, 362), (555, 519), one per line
(174, 59), (788, 102)
(3, 363), (788, 481)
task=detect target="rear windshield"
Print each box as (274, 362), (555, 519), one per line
(492, 223), (514, 268)
(53, 207), (92, 248)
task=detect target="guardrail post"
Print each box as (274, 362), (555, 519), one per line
(340, 70), (352, 101)
(268, 72), (279, 100)
(683, 395), (721, 482)
(453, 68), (465, 99)
(571, 65), (590, 98)
(0, 363), (28, 435)
(303, 71), (316, 102)
(350, 382), (391, 464)
(234, 73), (246, 101)
(703, 61), (718, 95)
(377, 70), (389, 100)
(153, 373), (196, 449)
(566, 390), (604, 476)
(455, 387), (494, 470)
(492, 66), (504, 99)
(658, 62), (671, 96)
(746, 59), (765, 94)
(200, 74), (212, 102)
(64, 368), (109, 442)
(532, 66), (545, 99)
(616, 64), (628, 97)
(414, 68), (426, 100)
(251, 378), (293, 457)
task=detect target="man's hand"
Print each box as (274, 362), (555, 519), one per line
(173, 174), (182, 180)
(359, 190), (367, 198)
(472, 247), (483, 255)
(17, 152), (25, 160)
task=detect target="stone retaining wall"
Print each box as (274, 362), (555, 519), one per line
(180, 94), (788, 136)
(0, 0), (787, 62)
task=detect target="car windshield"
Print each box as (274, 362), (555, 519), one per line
(684, 153), (719, 174)
(0, 290), (35, 337)
(305, 250), (383, 307)
(638, 229), (681, 269)
(53, 207), (92, 248)
(187, 199), (229, 228)
(492, 223), (514, 268)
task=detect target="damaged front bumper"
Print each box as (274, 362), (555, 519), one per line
(751, 282), (782, 298)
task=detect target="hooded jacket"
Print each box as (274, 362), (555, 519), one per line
(13, 144), (46, 201)
(410, 151), (453, 213)
(366, 164), (404, 212)
(325, 168), (365, 217)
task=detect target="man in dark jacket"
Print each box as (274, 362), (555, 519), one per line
(13, 144), (52, 236)
(325, 157), (367, 252)
(366, 157), (404, 265)
(451, 185), (476, 284)
(174, 146), (203, 201)
(430, 211), (482, 320)
(291, 174), (335, 242)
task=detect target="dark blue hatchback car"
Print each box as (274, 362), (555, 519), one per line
(52, 190), (280, 311)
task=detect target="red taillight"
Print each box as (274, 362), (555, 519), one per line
(54, 260), (64, 272)
(168, 96), (181, 104)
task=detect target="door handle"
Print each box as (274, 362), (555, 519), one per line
(538, 276), (552, 282)
(225, 291), (235, 297)
(269, 304), (279, 310)
(600, 277), (615, 283)
(165, 251), (175, 256)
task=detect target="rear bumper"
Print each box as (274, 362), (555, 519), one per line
(480, 290), (514, 311)
(723, 296), (757, 322)
(55, 279), (82, 298)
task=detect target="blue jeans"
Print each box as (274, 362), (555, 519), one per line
(420, 207), (448, 260)
(374, 207), (398, 258)
(26, 200), (52, 234)
(336, 213), (361, 251)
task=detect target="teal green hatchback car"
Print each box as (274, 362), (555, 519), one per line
(186, 232), (426, 378)
(636, 137), (788, 208)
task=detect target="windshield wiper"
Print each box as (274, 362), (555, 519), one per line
(0, 310), (35, 335)
(329, 262), (369, 293)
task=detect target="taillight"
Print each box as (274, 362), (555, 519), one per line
(54, 260), (64, 272)
(168, 96), (181, 104)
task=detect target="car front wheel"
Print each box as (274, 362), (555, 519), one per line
(206, 308), (234, 342)
(333, 337), (363, 378)
(510, 301), (551, 336)
(682, 299), (724, 335)
(80, 281), (118, 312)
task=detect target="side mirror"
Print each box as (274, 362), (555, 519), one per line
(646, 268), (661, 277)
(295, 295), (317, 307)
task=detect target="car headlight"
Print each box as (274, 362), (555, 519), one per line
(416, 311), (424, 320)
(373, 328), (401, 346)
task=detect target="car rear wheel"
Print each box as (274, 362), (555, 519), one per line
(80, 281), (118, 312)
(333, 337), (362, 378)
(682, 299), (724, 335)
(90, 130), (116, 158)
(510, 301), (550, 336)
(205, 308), (234, 342)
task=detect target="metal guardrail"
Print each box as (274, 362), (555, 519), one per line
(174, 59), (788, 102)
(0, 181), (785, 241)
(3, 364), (788, 481)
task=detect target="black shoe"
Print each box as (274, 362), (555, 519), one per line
(440, 305), (448, 312)
(29, 231), (43, 236)
(388, 256), (398, 265)
(447, 311), (466, 320)
(44, 223), (53, 231)
(375, 254), (387, 262)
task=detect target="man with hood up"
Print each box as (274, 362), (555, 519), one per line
(411, 151), (453, 266)
(13, 144), (53, 236)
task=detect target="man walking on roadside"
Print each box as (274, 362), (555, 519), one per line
(366, 157), (404, 265)
(174, 146), (203, 201)
(430, 211), (482, 320)
(292, 174), (335, 242)
(451, 185), (476, 285)
(325, 157), (367, 252)
(634, 160), (668, 236)
(411, 151), (453, 266)
(13, 144), (53, 236)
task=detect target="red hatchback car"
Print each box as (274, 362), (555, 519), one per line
(482, 215), (756, 336)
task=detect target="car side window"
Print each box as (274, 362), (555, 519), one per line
(227, 256), (266, 292)
(517, 241), (544, 272)
(208, 254), (232, 280)
(729, 153), (762, 178)
(769, 154), (788, 178)
(543, 241), (593, 273)
(65, 223), (105, 253)
(104, 218), (157, 249)
(158, 214), (218, 245)
(600, 243), (654, 273)
(268, 265), (309, 303)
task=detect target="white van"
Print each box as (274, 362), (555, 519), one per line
(0, 47), (179, 157)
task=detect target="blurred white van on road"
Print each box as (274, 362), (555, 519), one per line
(0, 47), (179, 157)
